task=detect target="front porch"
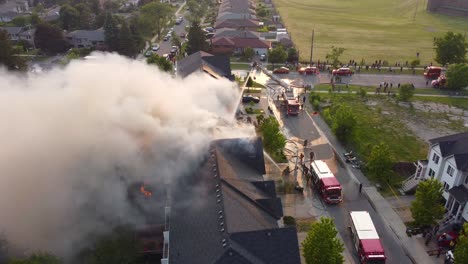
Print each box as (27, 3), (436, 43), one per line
(440, 185), (468, 228)
(400, 160), (428, 194)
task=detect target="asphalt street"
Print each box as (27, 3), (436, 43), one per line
(154, 11), (189, 57)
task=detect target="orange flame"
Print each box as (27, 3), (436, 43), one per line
(140, 184), (152, 197)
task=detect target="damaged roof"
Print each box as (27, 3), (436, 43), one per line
(169, 137), (300, 264)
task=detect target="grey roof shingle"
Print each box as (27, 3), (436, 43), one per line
(177, 51), (232, 80)
(169, 137), (300, 264)
(448, 185), (468, 203)
(214, 28), (260, 39)
(0, 26), (23, 35)
(429, 132), (468, 172)
(67, 29), (105, 41)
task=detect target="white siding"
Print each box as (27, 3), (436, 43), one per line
(425, 145), (443, 180)
(462, 203), (468, 222)
(253, 48), (267, 55)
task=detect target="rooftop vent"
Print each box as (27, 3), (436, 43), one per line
(216, 184), (219, 188)
(267, 232), (271, 236)
(216, 194), (221, 198)
(218, 210), (223, 214)
(216, 188), (220, 193)
(222, 239), (226, 243)
(220, 228), (225, 232)
(217, 199), (221, 203)
(213, 173), (218, 178)
(219, 215), (224, 219)
(220, 222), (224, 226)
(222, 242), (227, 248)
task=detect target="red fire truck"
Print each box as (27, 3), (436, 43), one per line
(282, 88), (300, 116)
(349, 211), (387, 264)
(309, 160), (342, 203)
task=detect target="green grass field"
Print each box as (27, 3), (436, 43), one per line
(273, 0), (468, 65)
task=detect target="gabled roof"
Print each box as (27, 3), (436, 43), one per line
(215, 19), (260, 29)
(429, 132), (468, 172)
(214, 28), (259, 39)
(232, 38), (271, 49)
(448, 185), (468, 203)
(212, 36), (235, 46)
(169, 137), (300, 264)
(0, 26), (23, 35)
(217, 12), (257, 21)
(219, 0), (255, 14)
(67, 29), (105, 41)
(177, 51), (232, 79)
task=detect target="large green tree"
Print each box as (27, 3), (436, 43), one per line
(186, 20), (208, 55)
(446, 63), (468, 90)
(410, 178), (445, 227)
(259, 116), (286, 156)
(398, 83), (415, 102)
(268, 44), (287, 67)
(7, 252), (61, 264)
(75, 3), (94, 30)
(59, 4), (80, 30)
(287, 47), (298, 62)
(243, 47), (254, 61)
(117, 21), (137, 57)
(34, 23), (68, 54)
(302, 217), (344, 264)
(366, 143), (393, 182)
(140, 1), (173, 40)
(454, 223), (468, 264)
(0, 29), (27, 70)
(326, 46), (346, 68)
(147, 53), (172, 72)
(331, 104), (356, 144)
(83, 226), (140, 264)
(434, 32), (467, 65)
(103, 12), (119, 51)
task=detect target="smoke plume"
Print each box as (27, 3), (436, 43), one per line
(0, 53), (253, 258)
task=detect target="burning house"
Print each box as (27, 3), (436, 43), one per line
(165, 137), (301, 264)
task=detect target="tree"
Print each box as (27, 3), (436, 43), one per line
(7, 252), (61, 264)
(34, 23), (68, 54)
(75, 3), (94, 30)
(326, 46), (346, 68)
(454, 223), (468, 264)
(30, 12), (42, 26)
(104, 12), (119, 51)
(259, 116), (286, 155)
(171, 32), (182, 49)
(246, 76), (254, 87)
(140, 2), (173, 40)
(397, 83), (414, 102)
(434, 32), (467, 65)
(446, 63), (468, 90)
(302, 217), (344, 264)
(410, 178), (445, 227)
(366, 143), (393, 182)
(59, 4), (80, 30)
(331, 104), (356, 144)
(0, 29), (27, 70)
(117, 21), (137, 57)
(186, 20), (208, 55)
(11, 16), (30, 27)
(243, 47), (254, 61)
(147, 54), (172, 72)
(268, 44), (287, 67)
(81, 226), (140, 264)
(287, 47), (298, 63)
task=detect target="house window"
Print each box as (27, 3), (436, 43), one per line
(428, 169), (435, 178)
(443, 182), (450, 191)
(446, 165), (454, 177)
(432, 153), (440, 164)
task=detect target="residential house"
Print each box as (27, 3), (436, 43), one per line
(413, 132), (468, 225)
(0, 0), (29, 22)
(66, 29), (106, 49)
(218, 0), (255, 15)
(211, 36), (271, 55)
(167, 137), (301, 264)
(217, 11), (257, 21)
(214, 19), (261, 30)
(0, 26), (35, 45)
(177, 51), (233, 80)
(213, 28), (260, 39)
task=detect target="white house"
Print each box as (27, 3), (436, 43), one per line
(420, 132), (468, 224)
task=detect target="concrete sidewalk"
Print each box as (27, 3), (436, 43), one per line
(254, 65), (438, 264)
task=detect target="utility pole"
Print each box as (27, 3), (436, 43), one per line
(309, 28), (314, 66)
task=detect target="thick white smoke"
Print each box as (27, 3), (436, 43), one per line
(0, 53), (253, 258)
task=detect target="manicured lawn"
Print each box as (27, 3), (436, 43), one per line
(273, 0), (468, 65)
(231, 63), (251, 70)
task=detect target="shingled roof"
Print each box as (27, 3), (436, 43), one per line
(429, 132), (468, 172)
(169, 137), (300, 264)
(177, 51), (232, 80)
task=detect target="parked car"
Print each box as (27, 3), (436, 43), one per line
(242, 95), (260, 103)
(298, 66), (319, 75)
(432, 75), (447, 88)
(163, 35), (170, 41)
(151, 44), (160, 51)
(180, 32), (186, 38)
(273, 67), (290, 74)
(332, 67), (353, 76)
(204, 27), (214, 33)
(144, 50), (153, 57)
(260, 54), (266, 61)
(170, 46), (178, 54)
